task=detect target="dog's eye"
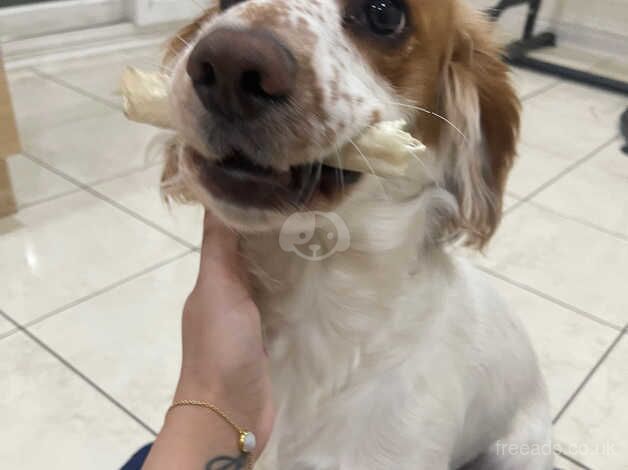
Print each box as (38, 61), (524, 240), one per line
(364, 0), (406, 36)
(220, 0), (245, 10)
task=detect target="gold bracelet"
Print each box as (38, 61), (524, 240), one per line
(169, 400), (257, 454)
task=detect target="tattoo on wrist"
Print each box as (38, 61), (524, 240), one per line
(206, 452), (247, 469)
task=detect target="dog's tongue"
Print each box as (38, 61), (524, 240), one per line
(121, 68), (427, 180)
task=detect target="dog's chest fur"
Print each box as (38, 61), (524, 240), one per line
(242, 230), (474, 468)
(240, 217), (544, 469)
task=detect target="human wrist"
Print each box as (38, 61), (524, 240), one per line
(163, 401), (237, 443)
(144, 402), (245, 470)
(173, 381), (262, 436)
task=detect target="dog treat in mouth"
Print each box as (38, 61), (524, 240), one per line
(121, 67), (426, 178)
(121, 67), (172, 130)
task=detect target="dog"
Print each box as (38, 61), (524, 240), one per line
(162, 0), (554, 468)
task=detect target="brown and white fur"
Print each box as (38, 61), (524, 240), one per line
(162, 0), (553, 468)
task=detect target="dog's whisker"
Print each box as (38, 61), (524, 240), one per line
(128, 57), (173, 74)
(167, 44), (181, 58)
(302, 161), (323, 206)
(405, 148), (442, 188)
(295, 160), (315, 204)
(333, 146), (346, 196)
(384, 100), (468, 142)
(175, 34), (192, 47)
(186, 0), (207, 11)
(347, 138), (391, 201)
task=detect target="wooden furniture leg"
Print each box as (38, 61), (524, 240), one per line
(0, 158), (17, 217)
(0, 50), (20, 217)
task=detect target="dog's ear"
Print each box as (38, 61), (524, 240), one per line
(439, 13), (520, 249)
(163, 4), (219, 65)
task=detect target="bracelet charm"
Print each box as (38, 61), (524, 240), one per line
(239, 431), (256, 453)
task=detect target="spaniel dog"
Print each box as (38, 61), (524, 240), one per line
(162, 0), (554, 468)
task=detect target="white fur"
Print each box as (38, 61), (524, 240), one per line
(245, 177), (553, 470)
(166, 1), (554, 468)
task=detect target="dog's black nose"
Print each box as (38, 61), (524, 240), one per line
(187, 28), (297, 120)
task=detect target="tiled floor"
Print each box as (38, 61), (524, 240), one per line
(1, 37), (627, 470)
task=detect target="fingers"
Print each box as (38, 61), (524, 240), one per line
(196, 210), (246, 287)
(200, 210), (237, 258)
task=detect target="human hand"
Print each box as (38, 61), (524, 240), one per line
(174, 211), (274, 450)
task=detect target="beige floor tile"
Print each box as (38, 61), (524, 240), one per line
(33, 254), (198, 430)
(528, 45), (603, 72)
(6, 154), (78, 208)
(554, 336), (628, 470)
(529, 80), (627, 119)
(0, 315), (15, 337)
(510, 67), (558, 99)
(503, 194), (519, 210)
(475, 202), (628, 328)
(121, 45), (168, 60)
(35, 49), (168, 108)
(508, 143), (570, 198)
(7, 69), (110, 139)
(0, 332), (153, 469)
(24, 110), (164, 184)
(0, 191), (186, 325)
(478, 272), (617, 416)
(533, 140), (628, 239)
(554, 454), (588, 469)
(590, 56), (628, 84)
(122, 45), (167, 61)
(520, 81), (626, 160)
(122, 45), (169, 67)
(94, 166), (204, 247)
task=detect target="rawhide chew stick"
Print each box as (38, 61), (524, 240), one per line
(121, 67), (426, 178)
(121, 67), (172, 129)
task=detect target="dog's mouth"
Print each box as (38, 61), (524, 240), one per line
(193, 149), (361, 210)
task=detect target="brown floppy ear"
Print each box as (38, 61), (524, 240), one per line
(439, 11), (520, 249)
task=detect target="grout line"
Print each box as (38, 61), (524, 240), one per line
(520, 79), (562, 102)
(0, 309), (158, 437)
(31, 68), (121, 111)
(87, 160), (164, 187)
(506, 135), (620, 215)
(525, 199), (628, 243)
(23, 249), (195, 331)
(17, 188), (83, 211)
(12, 158), (162, 212)
(555, 450), (594, 470)
(0, 326), (19, 342)
(553, 326), (626, 425)
(474, 265), (624, 332)
(22, 152), (197, 251)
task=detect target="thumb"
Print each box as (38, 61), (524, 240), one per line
(195, 211), (249, 294)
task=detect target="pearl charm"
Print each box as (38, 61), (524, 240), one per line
(239, 431), (256, 453)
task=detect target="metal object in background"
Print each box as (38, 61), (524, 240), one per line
(621, 108), (628, 155)
(488, 0), (628, 96)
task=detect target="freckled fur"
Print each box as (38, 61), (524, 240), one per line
(162, 1), (552, 469)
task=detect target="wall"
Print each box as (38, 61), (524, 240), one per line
(0, 0), (126, 41)
(468, 0), (628, 54)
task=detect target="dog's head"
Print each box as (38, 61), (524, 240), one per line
(164, 0), (519, 247)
